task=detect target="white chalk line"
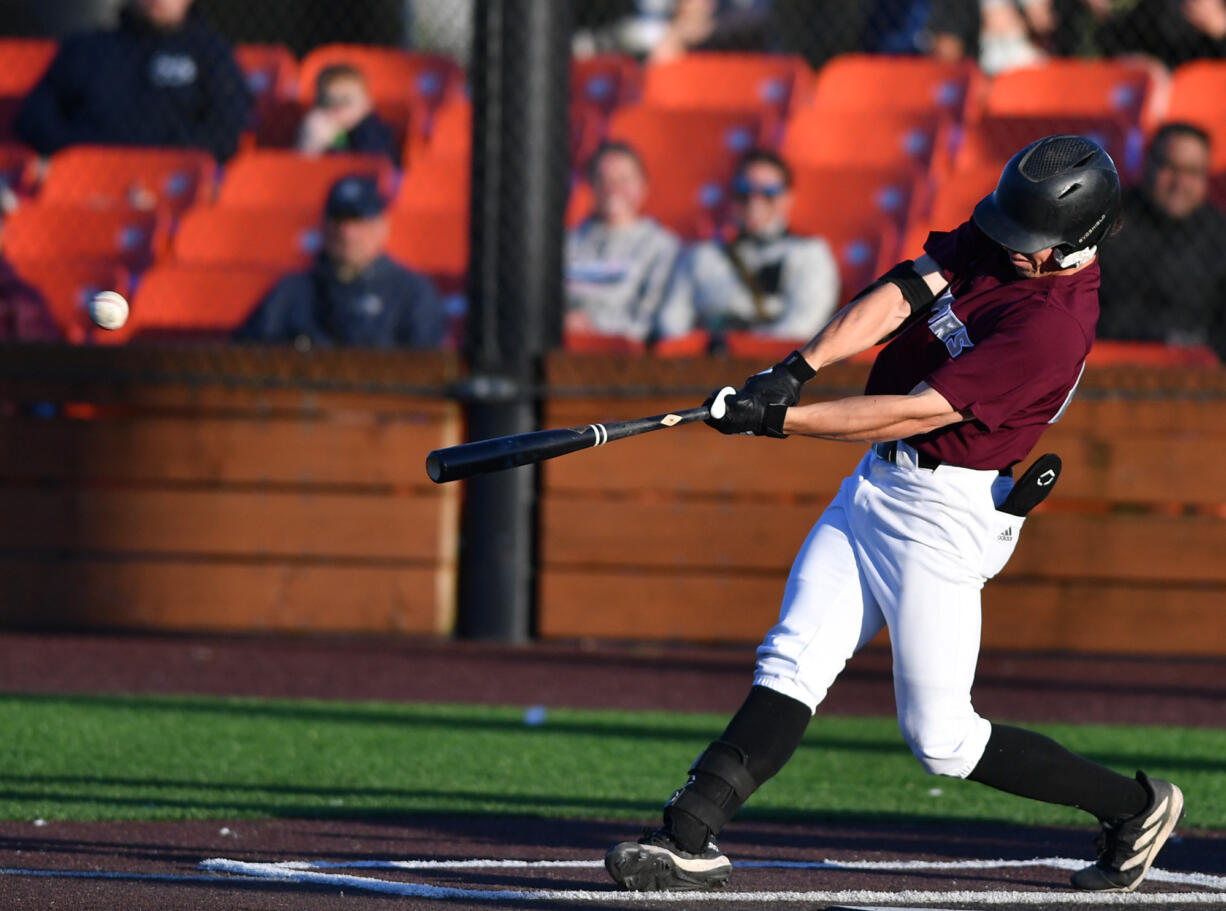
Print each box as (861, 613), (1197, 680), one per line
(254, 856), (1226, 891)
(0, 866), (235, 885)
(199, 856), (1226, 904)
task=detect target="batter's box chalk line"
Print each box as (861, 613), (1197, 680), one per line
(197, 856), (1226, 904)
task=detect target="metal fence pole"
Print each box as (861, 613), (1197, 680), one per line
(455, 0), (570, 642)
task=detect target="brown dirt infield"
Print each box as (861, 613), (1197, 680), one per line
(0, 632), (1223, 910)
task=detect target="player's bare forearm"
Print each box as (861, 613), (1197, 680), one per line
(794, 254), (948, 372)
(781, 385), (968, 443)
(797, 283), (910, 371)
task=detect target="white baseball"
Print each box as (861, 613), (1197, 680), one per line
(89, 290), (129, 331)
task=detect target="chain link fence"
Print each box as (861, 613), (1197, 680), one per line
(0, 1), (1222, 363)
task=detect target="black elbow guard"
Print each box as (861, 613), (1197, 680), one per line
(880, 260), (940, 314)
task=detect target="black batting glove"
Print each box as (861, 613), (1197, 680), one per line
(740, 350), (817, 407)
(704, 387), (789, 437)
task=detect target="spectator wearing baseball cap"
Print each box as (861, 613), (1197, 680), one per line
(236, 175), (445, 349)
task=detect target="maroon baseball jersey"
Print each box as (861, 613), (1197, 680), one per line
(864, 220), (1099, 470)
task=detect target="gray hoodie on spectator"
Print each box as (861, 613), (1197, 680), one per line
(565, 216), (683, 341)
(661, 231), (840, 340)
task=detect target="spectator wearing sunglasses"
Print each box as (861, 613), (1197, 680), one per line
(662, 148), (840, 345)
(565, 141), (685, 343)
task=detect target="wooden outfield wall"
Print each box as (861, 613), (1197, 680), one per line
(1, 346), (1225, 656)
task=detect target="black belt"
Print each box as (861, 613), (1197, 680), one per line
(873, 440), (1011, 476)
(874, 440), (942, 470)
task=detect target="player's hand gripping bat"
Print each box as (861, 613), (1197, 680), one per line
(425, 387), (737, 483)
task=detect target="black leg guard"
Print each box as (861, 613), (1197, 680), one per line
(663, 686), (811, 853)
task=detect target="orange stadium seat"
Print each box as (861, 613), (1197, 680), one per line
(791, 166), (928, 233)
(927, 165), (1000, 232)
(172, 207), (320, 269)
(785, 211), (899, 306)
(11, 259), (130, 345)
(394, 155), (469, 214)
(235, 43), (299, 101)
(298, 45), (463, 117)
(386, 208), (469, 292)
(0, 38), (56, 96)
(900, 164), (999, 257)
(415, 96), (470, 163)
(955, 115), (1139, 178)
(642, 53), (812, 121)
(216, 150), (394, 211)
(1167, 60), (1226, 123)
(783, 109), (949, 174)
(605, 105), (769, 237)
(1086, 340), (1220, 368)
(128, 264), (281, 341)
(573, 55), (642, 115)
(2, 206), (162, 272)
(810, 54), (981, 121)
(979, 60), (1159, 125)
(39, 146), (217, 216)
(562, 331), (648, 355)
(0, 37), (57, 140)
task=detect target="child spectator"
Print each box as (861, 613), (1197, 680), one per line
(297, 64), (398, 165)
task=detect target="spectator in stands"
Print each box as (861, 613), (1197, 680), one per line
(1094, 0), (1226, 68)
(1097, 123), (1226, 360)
(929, 0), (1056, 74)
(573, 0), (771, 60)
(236, 175), (445, 349)
(565, 141), (684, 343)
(16, 0), (251, 163)
(296, 63), (398, 165)
(661, 149), (840, 344)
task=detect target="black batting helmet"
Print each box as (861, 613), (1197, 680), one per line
(972, 135), (1121, 256)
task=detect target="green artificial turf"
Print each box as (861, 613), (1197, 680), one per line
(0, 692), (1222, 828)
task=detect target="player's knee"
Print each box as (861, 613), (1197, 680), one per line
(898, 712), (989, 778)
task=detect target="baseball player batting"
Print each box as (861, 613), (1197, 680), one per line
(605, 135), (1184, 893)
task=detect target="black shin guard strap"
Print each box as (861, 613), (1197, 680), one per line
(664, 686), (812, 853)
(968, 723), (1148, 824)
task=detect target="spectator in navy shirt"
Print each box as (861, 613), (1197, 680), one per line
(236, 175), (445, 349)
(297, 64), (398, 165)
(16, 0), (251, 162)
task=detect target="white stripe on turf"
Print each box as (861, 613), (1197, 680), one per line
(253, 856), (1226, 891)
(200, 859), (1226, 904)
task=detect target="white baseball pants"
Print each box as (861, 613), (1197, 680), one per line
(754, 442), (1022, 778)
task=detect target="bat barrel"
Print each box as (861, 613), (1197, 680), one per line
(425, 405), (712, 483)
(426, 427), (595, 483)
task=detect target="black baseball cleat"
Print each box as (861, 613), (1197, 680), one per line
(605, 828), (732, 891)
(1071, 772), (1184, 892)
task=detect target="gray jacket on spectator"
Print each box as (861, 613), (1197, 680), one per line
(565, 216), (682, 341)
(662, 231), (840, 340)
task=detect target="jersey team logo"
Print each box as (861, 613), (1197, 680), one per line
(926, 291), (974, 358)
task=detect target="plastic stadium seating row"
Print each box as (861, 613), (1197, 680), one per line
(2, 39), (1226, 347)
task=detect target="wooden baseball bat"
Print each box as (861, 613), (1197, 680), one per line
(425, 387), (735, 483)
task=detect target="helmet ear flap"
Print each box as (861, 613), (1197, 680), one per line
(1051, 244), (1097, 269)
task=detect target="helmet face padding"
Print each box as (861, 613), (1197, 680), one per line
(972, 135), (1121, 258)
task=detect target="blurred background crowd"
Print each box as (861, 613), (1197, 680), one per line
(0, 0), (1224, 364)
